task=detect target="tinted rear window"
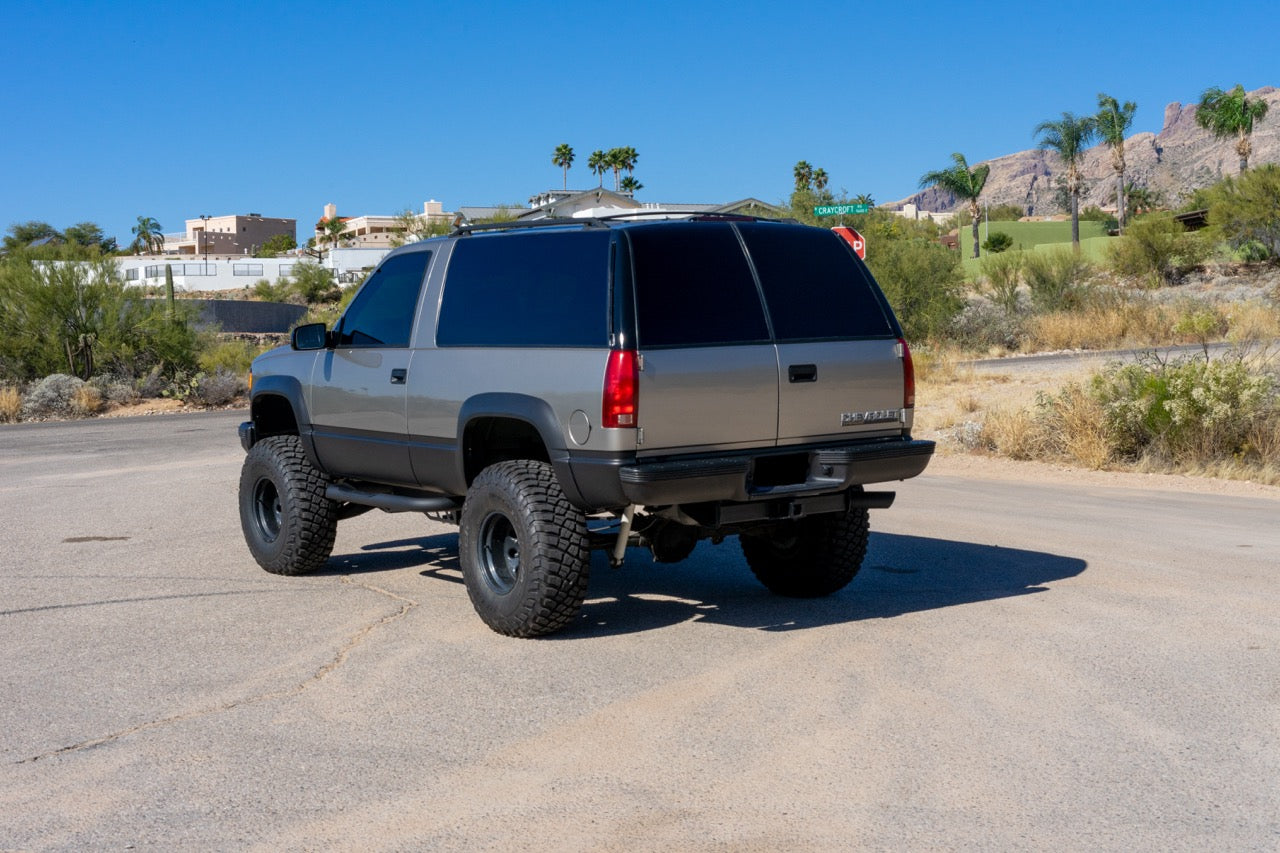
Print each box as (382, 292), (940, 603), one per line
(627, 223), (769, 347)
(737, 223), (895, 340)
(437, 230), (609, 347)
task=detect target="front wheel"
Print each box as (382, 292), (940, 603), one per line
(739, 505), (870, 597)
(239, 435), (337, 575)
(458, 460), (590, 637)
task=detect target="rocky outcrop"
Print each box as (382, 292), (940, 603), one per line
(899, 86), (1280, 216)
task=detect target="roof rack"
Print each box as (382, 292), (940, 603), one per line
(448, 210), (790, 238)
(449, 217), (606, 237)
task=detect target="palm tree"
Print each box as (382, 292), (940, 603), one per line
(852, 193), (875, 207)
(793, 160), (813, 190)
(587, 150), (607, 188)
(1096, 93), (1137, 231)
(552, 143), (575, 190)
(606, 148), (629, 191)
(323, 216), (347, 252)
(919, 153), (990, 258)
(620, 175), (643, 195)
(621, 146), (638, 178)
(131, 215), (163, 255)
(1034, 112), (1097, 248)
(812, 168), (829, 192)
(1195, 84), (1270, 173)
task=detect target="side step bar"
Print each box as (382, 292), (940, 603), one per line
(325, 483), (460, 514)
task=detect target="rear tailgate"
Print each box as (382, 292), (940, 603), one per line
(776, 338), (904, 444)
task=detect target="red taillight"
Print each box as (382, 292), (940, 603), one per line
(603, 349), (639, 428)
(898, 338), (915, 409)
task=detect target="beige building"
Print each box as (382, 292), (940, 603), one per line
(164, 214), (296, 256)
(315, 200), (454, 249)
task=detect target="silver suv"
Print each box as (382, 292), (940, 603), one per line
(237, 215), (933, 636)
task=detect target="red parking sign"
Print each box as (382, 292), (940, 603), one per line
(831, 226), (866, 260)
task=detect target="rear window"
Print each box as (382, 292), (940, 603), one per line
(627, 223), (769, 348)
(437, 230), (609, 347)
(737, 223), (895, 340)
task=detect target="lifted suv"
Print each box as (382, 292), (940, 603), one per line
(238, 215), (933, 636)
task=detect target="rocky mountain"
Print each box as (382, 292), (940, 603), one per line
(898, 86), (1280, 216)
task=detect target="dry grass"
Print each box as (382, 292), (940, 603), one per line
(0, 386), (20, 423)
(69, 385), (103, 417)
(1226, 302), (1280, 343)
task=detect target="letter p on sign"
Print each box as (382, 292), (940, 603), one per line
(832, 226), (866, 260)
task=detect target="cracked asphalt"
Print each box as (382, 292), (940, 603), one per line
(1, 411), (1278, 850)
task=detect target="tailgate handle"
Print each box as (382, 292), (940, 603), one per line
(390, 368), (407, 385)
(788, 363), (817, 383)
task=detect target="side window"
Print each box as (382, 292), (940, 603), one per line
(436, 230), (609, 348)
(335, 251), (431, 347)
(628, 223), (769, 348)
(737, 223), (895, 340)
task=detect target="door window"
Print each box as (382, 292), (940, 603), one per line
(335, 250), (432, 347)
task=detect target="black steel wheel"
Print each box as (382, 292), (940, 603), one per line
(238, 435), (337, 575)
(459, 460), (589, 637)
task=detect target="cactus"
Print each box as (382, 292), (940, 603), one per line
(165, 263), (175, 321)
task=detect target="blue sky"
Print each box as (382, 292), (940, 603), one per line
(1, 0), (1275, 245)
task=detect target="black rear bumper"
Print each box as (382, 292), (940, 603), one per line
(566, 437), (935, 509)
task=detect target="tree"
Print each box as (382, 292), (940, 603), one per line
(606, 147), (629, 191)
(552, 143), (575, 190)
(389, 209), (449, 248)
(1096, 93), (1137, 231)
(1195, 84), (1270, 173)
(852, 193), (875, 207)
(587, 150), (607, 187)
(0, 249), (198, 381)
(812, 168), (829, 192)
(620, 175), (643, 195)
(323, 217), (348, 252)
(1034, 112), (1097, 249)
(130, 215), (164, 255)
(256, 233), (298, 257)
(919, 152), (990, 258)
(793, 160), (813, 191)
(621, 146), (638, 178)
(3, 221), (60, 254)
(1206, 163), (1280, 260)
(63, 222), (117, 254)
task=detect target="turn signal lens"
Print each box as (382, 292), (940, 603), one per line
(603, 349), (639, 428)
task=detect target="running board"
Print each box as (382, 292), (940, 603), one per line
(325, 483), (460, 514)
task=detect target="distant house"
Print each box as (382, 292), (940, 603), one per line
(315, 200), (455, 249)
(503, 189), (785, 222)
(163, 214), (296, 256)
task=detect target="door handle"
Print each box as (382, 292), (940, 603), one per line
(788, 364), (817, 383)
(390, 368), (407, 385)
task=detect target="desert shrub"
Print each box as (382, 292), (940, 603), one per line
(1172, 308), (1227, 357)
(977, 250), (1023, 315)
(1206, 163), (1280, 260)
(981, 232), (1014, 253)
(1023, 247), (1095, 311)
(253, 279), (289, 301)
(191, 369), (246, 407)
(1087, 354), (1274, 463)
(199, 339), (260, 376)
(1225, 302), (1280, 344)
(1032, 384), (1112, 468)
(21, 374), (87, 419)
(947, 301), (1025, 352)
(136, 365), (168, 398)
(865, 238), (966, 341)
(89, 374), (140, 405)
(286, 261), (341, 304)
(70, 384), (103, 417)
(1106, 212), (1212, 286)
(0, 386), (21, 422)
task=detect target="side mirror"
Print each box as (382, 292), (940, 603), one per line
(291, 322), (329, 351)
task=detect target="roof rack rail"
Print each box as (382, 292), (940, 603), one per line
(590, 211), (783, 223)
(449, 217), (606, 237)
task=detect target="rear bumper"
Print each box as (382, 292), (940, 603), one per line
(568, 437), (934, 508)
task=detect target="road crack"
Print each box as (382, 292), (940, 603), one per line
(16, 577), (417, 764)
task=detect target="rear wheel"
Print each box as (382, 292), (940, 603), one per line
(740, 505), (869, 597)
(459, 460), (590, 637)
(239, 435), (337, 575)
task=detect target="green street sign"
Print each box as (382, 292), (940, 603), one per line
(814, 204), (870, 216)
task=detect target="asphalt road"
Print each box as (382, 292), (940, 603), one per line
(1, 412), (1277, 850)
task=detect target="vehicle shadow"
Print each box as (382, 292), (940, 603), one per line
(320, 531), (1086, 637)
